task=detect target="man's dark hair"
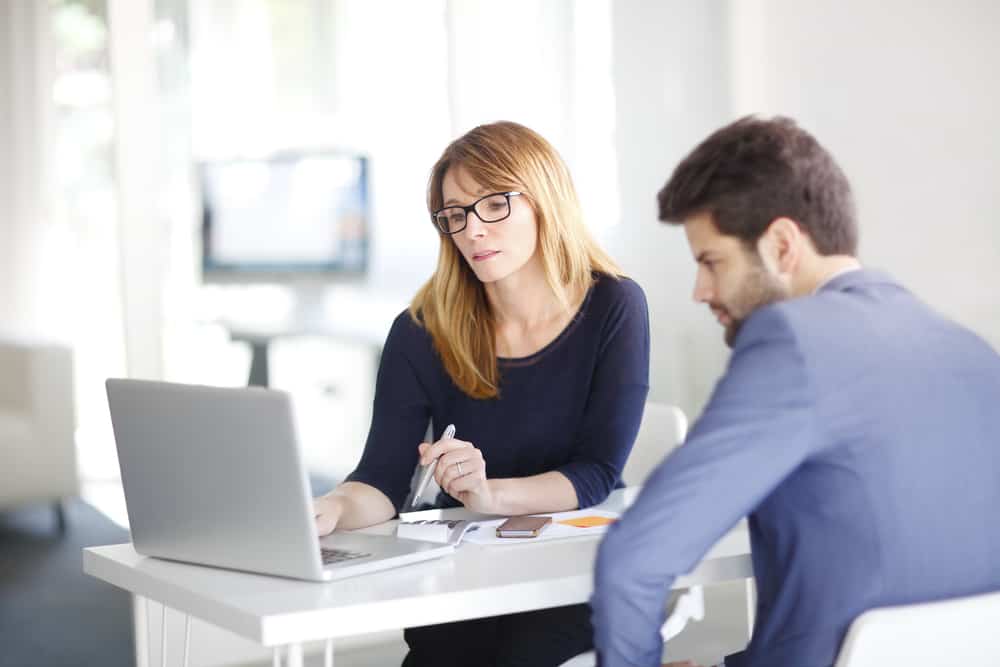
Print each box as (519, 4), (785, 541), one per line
(658, 116), (858, 255)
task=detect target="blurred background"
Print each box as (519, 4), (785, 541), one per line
(1, 1), (998, 665)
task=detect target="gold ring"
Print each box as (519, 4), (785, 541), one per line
(456, 461), (463, 476)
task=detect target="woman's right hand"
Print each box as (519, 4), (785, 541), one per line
(313, 494), (346, 536)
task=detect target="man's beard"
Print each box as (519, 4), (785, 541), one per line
(718, 264), (790, 347)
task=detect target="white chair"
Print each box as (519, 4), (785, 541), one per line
(833, 590), (1000, 666)
(621, 402), (688, 487)
(0, 335), (78, 532)
(626, 403), (705, 640)
(561, 402), (701, 667)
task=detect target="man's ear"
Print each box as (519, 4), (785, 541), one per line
(756, 217), (803, 276)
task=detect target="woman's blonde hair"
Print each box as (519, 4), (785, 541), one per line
(410, 121), (622, 399)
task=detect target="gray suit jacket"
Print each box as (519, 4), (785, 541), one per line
(591, 269), (1000, 667)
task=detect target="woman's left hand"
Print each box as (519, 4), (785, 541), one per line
(417, 437), (494, 513)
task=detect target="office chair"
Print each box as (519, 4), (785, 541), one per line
(833, 589), (1000, 666)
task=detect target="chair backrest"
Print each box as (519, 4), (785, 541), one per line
(621, 402), (688, 487)
(833, 590), (1000, 667)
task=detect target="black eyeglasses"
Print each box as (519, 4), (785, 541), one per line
(431, 191), (523, 235)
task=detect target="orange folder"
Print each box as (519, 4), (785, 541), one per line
(557, 515), (617, 528)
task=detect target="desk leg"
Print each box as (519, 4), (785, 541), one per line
(183, 614), (192, 667)
(325, 638), (334, 667)
(161, 603), (168, 667)
(287, 642), (304, 667)
(247, 339), (270, 387)
(133, 595), (149, 667)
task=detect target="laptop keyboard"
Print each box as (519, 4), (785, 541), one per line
(321, 548), (371, 565)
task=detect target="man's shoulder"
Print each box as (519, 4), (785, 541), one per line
(736, 270), (995, 373)
(728, 291), (870, 365)
(736, 272), (906, 347)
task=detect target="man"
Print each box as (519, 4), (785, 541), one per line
(590, 116), (1000, 667)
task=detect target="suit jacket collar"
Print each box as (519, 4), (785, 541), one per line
(817, 267), (899, 294)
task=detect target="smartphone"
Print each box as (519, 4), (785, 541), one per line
(495, 515), (552, 538)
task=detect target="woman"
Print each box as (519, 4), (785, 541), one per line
(313, 121), (649, 666)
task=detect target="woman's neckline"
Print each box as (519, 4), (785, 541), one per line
(496, 279), (598, 366)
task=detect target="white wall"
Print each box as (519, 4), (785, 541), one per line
(730, 0), (1000, 347)
(610, 0), (1000, 420)
(446, 1), (574, 142)
(605, 0), (735, 419)
(446, 0), (623, 238)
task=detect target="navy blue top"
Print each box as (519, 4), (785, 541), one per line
(346, 274), (650, 512)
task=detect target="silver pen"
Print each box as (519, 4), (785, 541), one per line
(413, 423), (456, 503)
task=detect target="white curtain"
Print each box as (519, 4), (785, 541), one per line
(107, 0), (167, 380)
(0, 1), (54, 336)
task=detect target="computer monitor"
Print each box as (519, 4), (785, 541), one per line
(199, 152), (369, 283)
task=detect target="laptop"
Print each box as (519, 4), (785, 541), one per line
(105, 378), (453, 582)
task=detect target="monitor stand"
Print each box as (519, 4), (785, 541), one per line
(224, 281), (395, 388)
(237, 283), (330, 387)
(289, 282), (330, 334)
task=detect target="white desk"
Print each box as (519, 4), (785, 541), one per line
(83, 488), (752, 666)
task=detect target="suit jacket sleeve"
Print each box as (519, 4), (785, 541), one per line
(591, 306), (820, 666)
